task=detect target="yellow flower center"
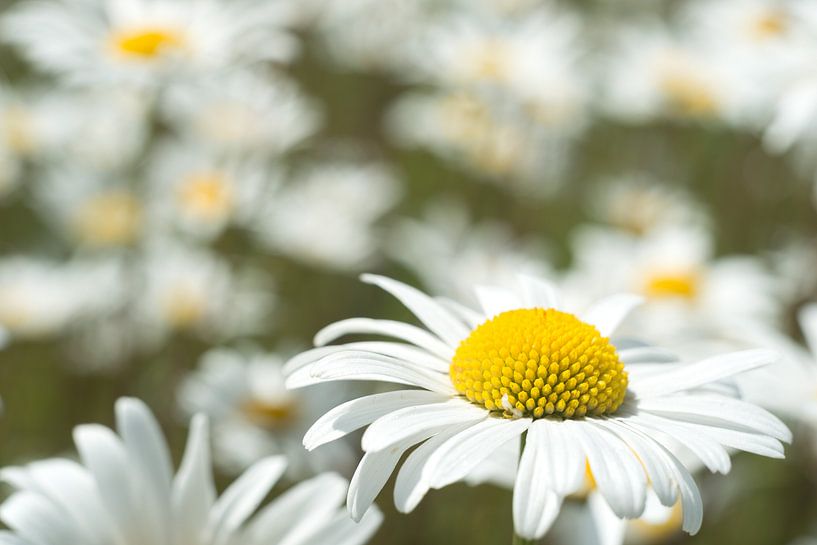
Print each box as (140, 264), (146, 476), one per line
(241, 398), (298, 429)
(467, 40), (510, 82)
(659, 72), (719, 117)
(748, 10), (788, 41)
(450, 309), (628, 419)
(178, 172), (233, 220)
(74, 190), (141, 246)
(644, 271), (699, 300)
(164, 288), (206, 329)
(3, 108), (35, 155)
(110, 27), (184, 59)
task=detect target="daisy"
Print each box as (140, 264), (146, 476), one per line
(0, 0), (299, 87)
(0, 397), (382, 545)
(146, 143), (272, 240)
(162, 70), (321, 156)
(386, 201), (552, 305)
(178, 347), (355, 477)
(253, 161), (401, 271)
(565, 224), (780, 356)
(34, 168), (143, 249)
(138, 240), (273, 343)
(285, 273), (790, 541)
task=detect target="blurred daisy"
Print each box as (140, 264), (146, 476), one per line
(566, 225), (779, 354)
(590, 175), (707, 237)
(285, 273), (789, 540)
(139, 241), (272, 342)
(35, 169), (142, 249)
(253, 161), (400, 271)
(0, 257), (85, 340)
(179, 347), (355, 477)
(0, 397), (382, 545)
(601, 24), (747, 125)
(147, 143), (271, 240)
(1, 0), (299, 86)
(163, 70), (321, 155)
(315, 0), (424, 72)
(386, 201), (552, 304)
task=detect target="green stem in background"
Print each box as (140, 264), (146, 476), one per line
(511, 431), (536, 545)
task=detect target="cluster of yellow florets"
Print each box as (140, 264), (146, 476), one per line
(450, 308), (628, 419)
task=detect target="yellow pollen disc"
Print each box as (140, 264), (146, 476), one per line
(75, 190), (141, 246)
(178, 172), (233, 220)
(659, 72), (718, 117)
(450, 308), (628, 419)
(242, 399), (298, 429)
(164, 288), (206, 329)
(644, 271), (699, 300)
(111, 27), (184, 59)
(749, 10), (788, 41)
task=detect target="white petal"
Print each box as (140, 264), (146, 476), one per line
(636, 395), (791, 442)
(206, 457), (287, 545)
(475, 285), (521, 318)
(620, 420), (703, 534)
(569, 421), (647, 518)
(629, 350), (778, 398)
(297, 506), (383, 545)
(348, 431), (437, 522)
(304, 390), (449, 450)
(617, 347), (678, 364)
(285, 342), (449, 375)
(361, 274), (470, 346)
(246, 473), (347, 545)
(115, 398), (173, 545)
(73, 424), (141, 542)
(512, 431), (563, 540)
(518, 274), (561, 309)
(523, 420), (586, 496)
(799, 303), (817, 360)
(596, 420), (676, 508)
(171, 414), (216, 545)
(292, 352), (455, 394)
(313, 318), (453, 359)
(426, 417), (531, 489)
(587, 492), (627, 545)
(435, 297), (484, 329)
(580, 294), (643, 337)
(0, 492), (82, 545)
(361, 400), (486, 453)
(627, 414), (731, 474)
(393, 425), (472, 514)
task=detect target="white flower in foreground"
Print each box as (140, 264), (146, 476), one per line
(179, 347), (355, 477)
(0, 397), (382, 545)
(285, 274), (790, 540)
(0, 0), (298, 86)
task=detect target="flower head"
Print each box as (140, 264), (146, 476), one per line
(286, 274), (790, 540)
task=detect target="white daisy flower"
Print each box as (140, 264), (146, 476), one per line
(0, 0), (299, 86)
(565, 225), (779, 355)
(0, 257), (88, 340)
(138, 241), (272, 342)
(34, 168), (143, 249)
(179, 347), (356, 477)
(0, 397), (382, 545)
(253, 161), (400, 271)
(147, 143), (272, 240)
(386, 201), (552, 305)
(600, 23), (748, 125)
(589, 175), (707, 237)
(162, 70), (321, 156)
(285, 273), (790, 541)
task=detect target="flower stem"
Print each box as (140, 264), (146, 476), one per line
(511, 431), (536, 545)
